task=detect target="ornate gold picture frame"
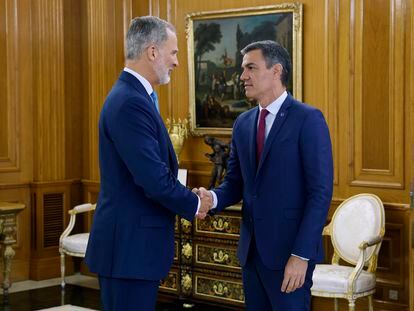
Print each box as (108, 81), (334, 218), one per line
(186, 3), (303, 136)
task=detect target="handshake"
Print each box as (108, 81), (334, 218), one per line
(192, 187), (214, 220)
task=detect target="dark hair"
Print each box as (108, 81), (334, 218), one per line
(125, 16), (176, 60)
(241, 40), (291, 87)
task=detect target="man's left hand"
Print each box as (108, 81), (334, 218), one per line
(281, 256), (308, 293)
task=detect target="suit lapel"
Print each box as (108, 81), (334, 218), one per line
(119, 71), (160, 114)
(120, 71), (179, 175)
(256, 95), (293, 177)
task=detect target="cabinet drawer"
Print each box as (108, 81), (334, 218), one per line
(196, 214), (241, 239)
(159, 268), (179, 293)
(195, 242), (241, 271)
(194, 273), (244, 305)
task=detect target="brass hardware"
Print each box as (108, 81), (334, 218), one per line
(213, 250), (230, 264)
(212, 217), (229, 232)
(182, 243), (192, 260)
(181, 273), (192, 292)
(213, 282), (229, 297)
(181, 219), (192, 234)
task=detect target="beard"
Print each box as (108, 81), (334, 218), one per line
(154, 60), (170, 85)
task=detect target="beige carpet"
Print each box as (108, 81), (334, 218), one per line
(37, 306), (97, 311)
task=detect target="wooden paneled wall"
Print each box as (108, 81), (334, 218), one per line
(0, 0), (413, 309)
(163, 1), (414, 308)
(0, 0), (33, 281)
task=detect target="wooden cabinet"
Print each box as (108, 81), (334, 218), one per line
(159, 205), (244, 308)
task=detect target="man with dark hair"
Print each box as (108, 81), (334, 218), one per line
(197, 40), (333, 310)
(85, 16), (212, 310)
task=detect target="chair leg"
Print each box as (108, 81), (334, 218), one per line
(348, 298), (356, 311)
(368, 295), (374, 311)
(334, 298), (339, 311)
(61, 287), (65, 306)
(60, 252), (65, 288)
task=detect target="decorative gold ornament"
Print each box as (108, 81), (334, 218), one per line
(213, 282), (229, 297)
(213, 250), (230, 264)
(181, 242), (193, 260)
(166, 118), (189, 163)
(212, 216), (230, 232)
(181, 218), (192, 234)
(181, 273), (192, 292)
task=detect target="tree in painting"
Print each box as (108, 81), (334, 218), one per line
(194, 23), (222, 88)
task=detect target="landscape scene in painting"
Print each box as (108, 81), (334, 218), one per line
(192, 12), (293, 129)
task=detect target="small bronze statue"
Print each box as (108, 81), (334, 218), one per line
(204, 136), (230, 189)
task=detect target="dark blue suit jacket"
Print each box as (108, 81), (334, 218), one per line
(85, 71), (198, 281)
(213, 94), (333, 270)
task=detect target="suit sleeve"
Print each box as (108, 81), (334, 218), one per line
(212, 118), (244, 212)
(109, 97), (198, 221)
(292, 109), (333, 259)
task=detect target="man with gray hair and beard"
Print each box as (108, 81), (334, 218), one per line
(85, 16), (212, 310)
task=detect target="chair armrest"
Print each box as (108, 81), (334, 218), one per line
(69, 203), (96, 215)
(359, 235), (382, 250)
(347, 235), (382, 292)
(347, 248), (366, 293)
(59, 203), (95, 248)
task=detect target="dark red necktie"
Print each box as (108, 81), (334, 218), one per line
(256, 109), (269, 165)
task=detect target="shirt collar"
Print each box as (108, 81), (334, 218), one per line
(258, 91), (288, 115)
(123, 67), (153, 96)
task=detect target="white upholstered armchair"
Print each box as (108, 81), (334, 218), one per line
(311, 193), (385, 311)
(59, 203), (96, 288)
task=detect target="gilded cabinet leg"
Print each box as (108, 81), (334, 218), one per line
(2, 244), (15, 295)
(0, 203), (25, 295)
(1, 214), (19, 295)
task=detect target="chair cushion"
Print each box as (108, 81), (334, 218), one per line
(311, 264), (376, 294)
(62, 233), (89, 254)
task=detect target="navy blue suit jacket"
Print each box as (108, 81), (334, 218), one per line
(213, 94), (333, 270)
(85, 71), (198, 281)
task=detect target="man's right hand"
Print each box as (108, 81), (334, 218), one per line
(192, 187), (213, 219)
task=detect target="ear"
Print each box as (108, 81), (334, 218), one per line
(146, 45), (158, 61)
(273, 63), (283, 80)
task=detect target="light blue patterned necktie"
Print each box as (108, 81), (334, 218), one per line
(150, 91), (159, 112)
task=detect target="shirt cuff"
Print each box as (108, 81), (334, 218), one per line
(210, 190), (218, 209)
(291, 253), (309, 261)
(195, 195), (201, 216)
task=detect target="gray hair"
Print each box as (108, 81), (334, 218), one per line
(241, 40), (291, 87)
(125, 16), (176, 60)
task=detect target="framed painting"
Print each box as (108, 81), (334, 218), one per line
(186, 3), (303, 135)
